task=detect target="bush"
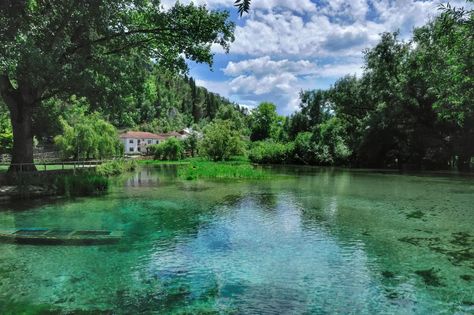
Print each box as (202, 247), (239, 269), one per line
(199, 120), (244, 161)
(96, 159), (137, 176)
(149, 137), (185, 161)
(248, 141), (294, 164)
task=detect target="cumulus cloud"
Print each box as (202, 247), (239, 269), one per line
(223, 56), (318, 76)
(166, 0), (469, 114)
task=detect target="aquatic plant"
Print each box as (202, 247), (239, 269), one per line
(406, 210), (425, 219)
(178, 161), (268, 180)
(415, 268), (443, 286)
(381, 271), (395, 279)
(460, 274), (473, 281)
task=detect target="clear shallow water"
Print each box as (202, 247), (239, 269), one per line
(0, 166), (473, 314)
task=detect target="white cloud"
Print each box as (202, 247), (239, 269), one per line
(223, 56), (318, 76)
(179, 0), (472, 114)
(159, 0), (317, 13)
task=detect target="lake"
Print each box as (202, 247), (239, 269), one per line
(0, 165), (473, 314)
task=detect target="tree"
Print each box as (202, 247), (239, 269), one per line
(412, 4), (474, 170)
(0, 1), (234, 172)
(200, 120), (244, 161)
(250, 102), (280, 141)
(54, 97), (122, 160)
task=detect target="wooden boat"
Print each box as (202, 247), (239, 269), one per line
(0, 228), (123, 245)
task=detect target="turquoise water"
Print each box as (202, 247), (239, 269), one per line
(0, 166), (473, 314)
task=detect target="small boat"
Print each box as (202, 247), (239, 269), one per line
(0, 228), (124, 245)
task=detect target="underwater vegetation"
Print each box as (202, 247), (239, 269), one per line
(399, 232), (473, 268)
(406, 210), (425, 219)
(415, 268), (443, 287)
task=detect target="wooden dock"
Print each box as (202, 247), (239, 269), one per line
(0, 228), (123, 245)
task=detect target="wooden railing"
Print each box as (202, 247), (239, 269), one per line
(0, 159), (114, 173)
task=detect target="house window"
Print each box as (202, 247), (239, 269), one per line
(155, 140), (159, 144)
(137, 147), (141, 152)
(138, 139), (141, 144)
(148, 140), (152, 144)
(129, 139), (134, 144)
(129, 147), (134, 152)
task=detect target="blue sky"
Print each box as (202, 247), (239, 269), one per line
(162, 0), (467, 114)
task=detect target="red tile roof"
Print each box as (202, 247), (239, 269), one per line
(119, 131), (167, 140)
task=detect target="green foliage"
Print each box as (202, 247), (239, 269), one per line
(96, 159), (137, 176)
(54, 97), (123, 160)
(235, 0), (252, 16)
(249, 141), (294, 164)
(178, 160), (267, 180)
(199, 120), (245, 161)
(313, 118), (351, 165)
(0, 102), (12, 154)
(250, 102), (282, 141)
(281, 5), (473, 171)
(149, 137), (185, 161)
(183, 133), (199, 157)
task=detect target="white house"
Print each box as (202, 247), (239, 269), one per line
(119, 131), (166, 155)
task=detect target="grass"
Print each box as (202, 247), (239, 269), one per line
(0, 164), (93, 173)
(177, 159), (268, 180)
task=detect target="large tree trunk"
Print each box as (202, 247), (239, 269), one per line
(9, 100), (36, 172)
(0, 75), (37, 172)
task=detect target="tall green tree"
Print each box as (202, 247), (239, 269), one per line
(0, 0), (234, 171)
(200, 119), (244, 161)
(250, 102), (281, 141)
(54, 97), (122, 160)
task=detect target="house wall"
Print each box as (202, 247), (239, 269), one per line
(122, 138), (161, 155)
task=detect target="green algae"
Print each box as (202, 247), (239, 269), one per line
(406, 210), (425, 219)
(460, 274), (473, 281)
(415, 268), (443, 287)
(382, 271), (395, 279)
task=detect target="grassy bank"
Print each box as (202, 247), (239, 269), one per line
(176, 158), (268, 180)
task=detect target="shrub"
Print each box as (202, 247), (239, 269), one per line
(149, 137), (185, 161)
(248, 141), (294, 164)
(96, 159), (137, 176)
